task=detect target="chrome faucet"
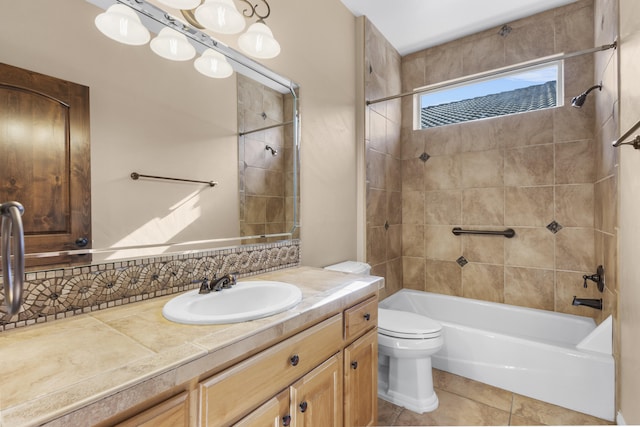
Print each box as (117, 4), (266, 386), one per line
(212, 273), (237, 291)
(198, 273), (237, 294)
(198, 277), (211, 294)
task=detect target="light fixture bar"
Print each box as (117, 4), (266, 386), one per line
(86, 0), (296, 93)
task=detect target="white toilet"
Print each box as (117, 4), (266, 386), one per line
(323, 261), (443, 413)
(377, 308), (443, 413)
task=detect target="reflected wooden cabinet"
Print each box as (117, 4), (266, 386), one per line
(0, 62), (91, 268)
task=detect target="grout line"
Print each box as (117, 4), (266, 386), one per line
(508, 392), (514, 425)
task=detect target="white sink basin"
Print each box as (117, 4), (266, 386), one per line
(162, 281), (302, 325)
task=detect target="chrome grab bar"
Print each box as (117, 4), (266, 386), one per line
(1, 201), (25, 315)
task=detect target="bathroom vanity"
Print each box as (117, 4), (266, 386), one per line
(0, 267), (380, 426)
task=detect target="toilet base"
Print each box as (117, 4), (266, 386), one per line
(378, 386), (439, 414)
(377, 353), (440, 414)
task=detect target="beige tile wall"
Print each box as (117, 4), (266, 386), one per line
(238, 76), (298, 243)
(398, 0), (613, 320)
(365, 20), (403, 299)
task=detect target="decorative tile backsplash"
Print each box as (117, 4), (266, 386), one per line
(0, 240), (300, 332)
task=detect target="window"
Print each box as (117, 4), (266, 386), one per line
(415, 61), (563, 129)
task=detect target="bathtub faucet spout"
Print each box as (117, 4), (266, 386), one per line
(572, 296), (602, 310)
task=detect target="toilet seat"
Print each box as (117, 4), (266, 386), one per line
(378, 308), (442, 339)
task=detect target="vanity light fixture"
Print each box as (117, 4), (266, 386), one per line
(238, 20), (280, 59)
(94, 4), (151, 45)
(181, 0), (280, 59)
(94, 0), (280, 80)
(194, 0), (246, 34)
(156, 0), (201, 9)
(150, 27), (196, 61)
(194, 48), (234, 78)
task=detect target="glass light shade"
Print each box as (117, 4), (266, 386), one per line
(156, 0), (201, 9)
(238, 22), (280, 59)
(194, 49), (234, 78)
(95, 4), (150, 46)
(150, 27), (196, 61)
(195, 0), (245, 34)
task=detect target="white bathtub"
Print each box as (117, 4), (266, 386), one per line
(380, 290), (615, 421)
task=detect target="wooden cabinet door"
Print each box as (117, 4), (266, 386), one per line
(344, 328), (378, 427)
(199, 315), (342, 426)
(290, 353), (343, 427)
(0, 62), (91, 268)
(234, 389), (290, 427)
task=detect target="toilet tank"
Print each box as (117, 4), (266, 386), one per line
(324, 261), (371, 275)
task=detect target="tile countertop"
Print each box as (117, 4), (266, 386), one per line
(0, 267), (382, 427)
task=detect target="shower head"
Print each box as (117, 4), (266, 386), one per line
(571, 84), (602, 108)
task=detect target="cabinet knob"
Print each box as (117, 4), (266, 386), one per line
(290, 354), (300, 366)
(351, 360), (358, 370)
(363, 313), (371, 321)
(75, 237), (89, 247)
(282, 415), (292, 426)
(299, 401), (308, 413)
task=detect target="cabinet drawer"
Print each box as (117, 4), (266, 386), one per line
(344, 296), (377, 342)
(200, 314), (342, 426)
(115, 392), (189, 427)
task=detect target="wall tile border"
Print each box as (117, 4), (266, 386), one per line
(0, 240), (301, 332)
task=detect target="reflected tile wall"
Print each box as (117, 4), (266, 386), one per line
(238, 75), (297, 244)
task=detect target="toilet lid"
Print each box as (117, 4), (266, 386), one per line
(378, 308), (442, 339)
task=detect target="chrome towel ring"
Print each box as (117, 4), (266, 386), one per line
(1, 201), (25, 316)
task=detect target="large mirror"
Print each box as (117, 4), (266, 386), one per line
(0, 0), (300, 268)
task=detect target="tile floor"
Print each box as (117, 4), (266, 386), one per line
(378, 369), (614, 426)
